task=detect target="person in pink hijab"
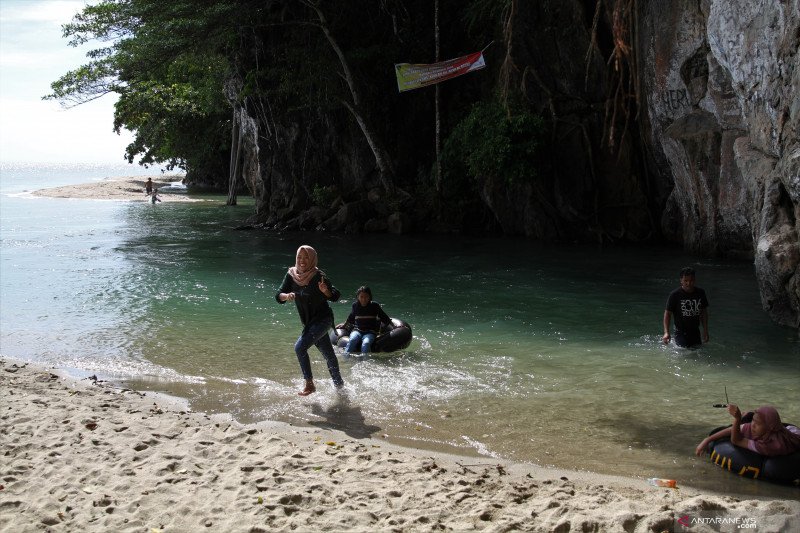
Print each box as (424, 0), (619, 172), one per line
(696, 404), (800, 457)
(276, 245), (344, 396)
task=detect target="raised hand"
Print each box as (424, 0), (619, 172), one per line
(318, 277), (331, 297)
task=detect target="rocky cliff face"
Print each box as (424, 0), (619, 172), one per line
(483, 0), (655, 243)
(639, 0), (799, 327)
(230, 0), (798, 327)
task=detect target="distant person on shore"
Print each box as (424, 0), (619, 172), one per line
(662, 266), (709, 347)
(150, 188), (161, 204)
(695, 404), (800, 457)
(145, 178), (153, 196)
(276, 245), (344, 396)
(336, 286), (391, 355)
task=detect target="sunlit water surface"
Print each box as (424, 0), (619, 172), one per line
(2, 163), (798, 499)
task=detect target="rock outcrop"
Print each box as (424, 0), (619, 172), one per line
(638, 0), (799, 326)
(227, 0), (798, 327)
(484, 0), (654, 243)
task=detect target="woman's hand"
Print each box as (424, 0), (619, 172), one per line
(727, 404), (742, 420)
(281, 292), (296, 302)
(695, 437), (710, 456)
(318, 278), (331, 298)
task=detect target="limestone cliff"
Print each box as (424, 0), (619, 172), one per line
(639, 0), (799, 326)
(227, 0), (799, 327)
(484, 0), (654, 242)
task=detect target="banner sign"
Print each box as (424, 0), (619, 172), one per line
(395, 51), (486, 93)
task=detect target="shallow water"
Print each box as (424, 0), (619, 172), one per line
(2, 163), (798, 499)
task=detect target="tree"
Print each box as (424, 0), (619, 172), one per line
(300, 0), (398, 193)
(46, 0), (236, 183)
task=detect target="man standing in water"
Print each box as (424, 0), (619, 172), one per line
(662, 267), (709, 347)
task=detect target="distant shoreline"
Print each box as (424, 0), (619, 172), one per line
(32, 175), (200, 202)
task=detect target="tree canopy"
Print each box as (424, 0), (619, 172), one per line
(47, 0), (534, 199)
(46, 0), (241, 179)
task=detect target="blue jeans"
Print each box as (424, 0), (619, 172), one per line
(345, 330), (376, 354)
(294, 317), (343, 386)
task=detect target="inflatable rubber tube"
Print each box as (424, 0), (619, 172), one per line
(706, 425), (800, 486)
(330, 318), (412, 353)
(373, 318), (412, 352)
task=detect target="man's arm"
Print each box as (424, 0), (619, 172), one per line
(662, 310), (672, 344)
(701, 308), (709, 342)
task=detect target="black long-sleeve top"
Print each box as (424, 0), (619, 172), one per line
(275, 271), (340, 326)
(343, 301), (391, 334)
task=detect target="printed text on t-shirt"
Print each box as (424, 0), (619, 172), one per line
(680, 299), (703, 317)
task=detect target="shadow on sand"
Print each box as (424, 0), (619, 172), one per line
(309, 391), (382, 439)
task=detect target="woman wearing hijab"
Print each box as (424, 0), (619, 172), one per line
(276, 245), (344, 396)
(696, 404), (800, 457)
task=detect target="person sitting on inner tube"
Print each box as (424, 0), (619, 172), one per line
(335, 286), (391, 355)
(695, 404), (800, 457)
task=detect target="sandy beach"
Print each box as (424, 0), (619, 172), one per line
(31, 176), (198, 202)
(1, 358), (798, 533)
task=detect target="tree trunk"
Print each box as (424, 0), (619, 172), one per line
(434, 0), (442, 193)
(227, 107), (241, 206)
(304, 1), (397, 193)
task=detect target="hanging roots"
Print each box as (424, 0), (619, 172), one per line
(587, 0), (639, 154)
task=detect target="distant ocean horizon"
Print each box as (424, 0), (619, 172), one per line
(1, 162), (798, 500)
(0, 160), (182, 194)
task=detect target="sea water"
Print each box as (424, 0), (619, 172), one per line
(1, 163), (798, 499)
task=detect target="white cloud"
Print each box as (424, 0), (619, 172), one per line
(0, 95), (134, 163)
(0, 1), (131, 164)
(0, 0), (92, 68)
(0, 0), (87, 25)
(0, 48), (83, 69)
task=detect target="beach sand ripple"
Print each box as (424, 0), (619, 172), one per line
(1, 359), (798, 532)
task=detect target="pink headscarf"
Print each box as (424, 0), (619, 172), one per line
(287, 245), (319, 287)
(740, 406), (800, 456)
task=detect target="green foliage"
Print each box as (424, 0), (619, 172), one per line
(311, 184), (337, 208)
(61, 0), (139, 46)
(463, 0), (510, 40)
(46, 0), (237, 180)
(46, 59), (120, 106)
(240, 42), (338, 114)
(441, 98), (545, 186)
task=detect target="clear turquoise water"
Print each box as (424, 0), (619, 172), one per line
(1, 163), (798, 498)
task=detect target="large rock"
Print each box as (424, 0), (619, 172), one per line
(489, 0), (654, 243)
(638, 0), (799, 326)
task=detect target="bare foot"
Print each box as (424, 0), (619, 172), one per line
(298, 380), (316, 396)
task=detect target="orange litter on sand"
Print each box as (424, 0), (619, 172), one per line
(647, 478), (677, 488)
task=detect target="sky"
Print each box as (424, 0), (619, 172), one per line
(0, 0), (135, 164)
